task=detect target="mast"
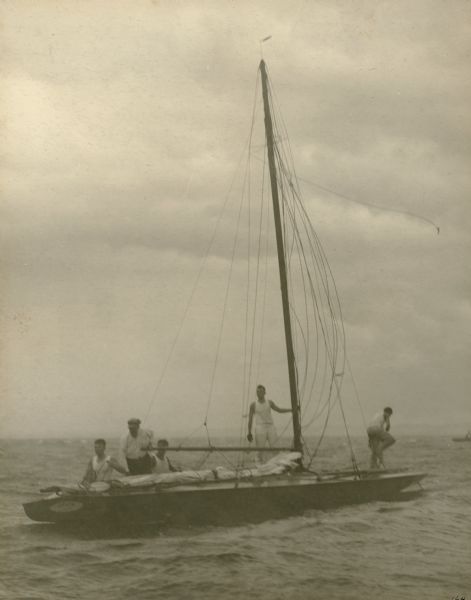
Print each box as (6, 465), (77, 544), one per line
(259, 60), (302, 454)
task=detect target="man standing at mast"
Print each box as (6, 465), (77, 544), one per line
(247, 384), (292, 463)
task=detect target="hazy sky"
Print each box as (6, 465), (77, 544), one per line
(1, 0), (470, 440)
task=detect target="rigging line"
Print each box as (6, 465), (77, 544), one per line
(302, 368), (338, 429)
(246, 155), (267, 412)
(277, 156), (341, 352)
(240, 115), (254, 459)
(303, 348), (346, 437)
(271, 420), (293, 448)
(276, 235), (339, 431)
(293, 217), (313, 406)
(146, 67), (261, 436)
(265, 79), (306, 424)
(284, 252), (342, 431)
(240, 73), (262, 455)
(282, 190), (343, 394)
(306, 377), (341, 467)
(269, 79), (337, 360)
(306, 411), (331, 468)
(266, 200), (321, 439)
(267, 75), (303, 199)
(275, 144), (333, 404)
(272, 351), (331, 446)
(336, 380), (360, 472)
(291, 178), (343, 346)
(239, 183), (251, 463)
(301, 332), (340, 428)
(287, 178), (347, 381)
(297, 176), (440, 234)
(255, 153), (269, 385)
(298, 278), (338, 422)
(346, 355), (368, 429)
(239, 150), (266, 464)
(195, 450), (212, 471)
(304, 370), (333, 429)
(289, 298), (309, 403)
(279, 192), (312, 404)
(299, 216), (344, 398)
(176, 423), (206, 449)
(269, 76), (354, 456)
(305, 362), (335, 424)
(300, 432), (314, 463)
(299, 201), (348, 405)
(266, 67), (352, 454)
(279, 178), (302, 396)
(303, 325), (327, 423)
(204, 422), (212, 447)
(143, 122), (260, 425)
(213, 448), (239, 471)
(266, 70), (439, 237)
(294, 219), (329, 417)
(300, 211), (352, 437)
(253, 196), (299, 443)
(238, 138), (261, 464)
(276, 182), (331, 419)
(270, 92), (353, 409)
(296, 259), (328, 418)
(289, 209), (323, 416)
(279, 171), (305, 391)
(272, 133), (311, 405)
(303, 367), (335, 425)
(203, 162), (247, 427)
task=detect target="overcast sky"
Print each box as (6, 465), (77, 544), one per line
(1, 0), (470, 440)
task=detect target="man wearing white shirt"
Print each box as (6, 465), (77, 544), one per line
(151, 439), (178, 474)
(120, 418), (154, 475)
(247, 384), (292, 463)
(366, 407), (395, 469)
(82, 438), (129, 485)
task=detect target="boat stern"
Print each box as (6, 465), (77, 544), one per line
(23, 494), (106, 523)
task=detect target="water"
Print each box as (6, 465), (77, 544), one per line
(1, 436), (470, 599)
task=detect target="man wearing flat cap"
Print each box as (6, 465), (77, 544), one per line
(120, 418), (154, 475)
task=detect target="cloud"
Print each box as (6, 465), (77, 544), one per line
(1, 0), (470, 438)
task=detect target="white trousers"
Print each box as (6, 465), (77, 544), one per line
(255, 424), (277, 463)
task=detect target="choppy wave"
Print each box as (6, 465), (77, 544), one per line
(0, 436), (470, 599)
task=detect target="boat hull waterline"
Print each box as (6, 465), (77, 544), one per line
(23, 470), (426, 524)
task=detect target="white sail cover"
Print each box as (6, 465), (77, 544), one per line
(117, 452), (302, 489)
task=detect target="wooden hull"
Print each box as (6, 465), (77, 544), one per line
(23, 470), (426, 525)
(452, 437), (471, 442)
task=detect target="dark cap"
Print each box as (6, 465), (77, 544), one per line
(127, 418), (141, 425)
(383, 407), (393, 415)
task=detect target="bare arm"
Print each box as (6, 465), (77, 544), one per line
(109, 457), (129, 476)
(248, 403), (255, 434)
(167, 458), (179, 472)
(269, 400), (292, 414)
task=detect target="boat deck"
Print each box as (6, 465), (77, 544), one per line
(23, 469), (427, 524)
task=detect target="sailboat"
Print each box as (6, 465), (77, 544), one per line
(23, 61), (426, 525)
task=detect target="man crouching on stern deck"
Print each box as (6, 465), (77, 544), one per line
(367, 407), (396, 469)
